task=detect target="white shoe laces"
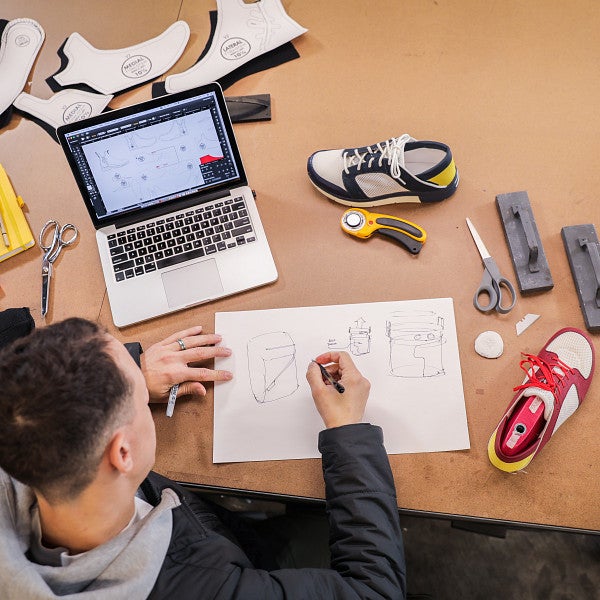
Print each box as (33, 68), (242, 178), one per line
(342, 134), (413, 183)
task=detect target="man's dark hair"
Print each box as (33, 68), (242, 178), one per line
(0, 318), (132, 501)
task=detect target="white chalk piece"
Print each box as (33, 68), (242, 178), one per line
(474, 331), (504, 359)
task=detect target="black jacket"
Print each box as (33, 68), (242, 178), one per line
(143, 424), (406, 599)
(0, 314), (404, 598)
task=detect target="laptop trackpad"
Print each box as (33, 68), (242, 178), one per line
(161, 259), (224, 308)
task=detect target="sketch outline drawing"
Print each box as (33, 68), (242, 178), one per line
(386, 311), (446, 378)
(247, 331), (299, 403)
(327, 317), (372, 356)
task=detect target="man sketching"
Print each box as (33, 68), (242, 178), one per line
(0, 317), (406, 599)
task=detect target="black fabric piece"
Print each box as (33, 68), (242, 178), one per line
(0, 307), (35, 348)
(0, 20), (14, 129)
(218, 42), (299, 91)
(151, 81), (168, 97)
(198, 10), (219, 63)
(45, 38), (75, 93)
(12, 106), (59, 142)
(152, 42), (299, 98)
(152, 10), (300, 98)
(0, 106), (13, 129)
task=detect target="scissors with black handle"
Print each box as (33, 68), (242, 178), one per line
(466, 217), (516, 314)
(39, 219), (79, 317)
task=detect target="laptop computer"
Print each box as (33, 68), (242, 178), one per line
(57, 83), (278, 327)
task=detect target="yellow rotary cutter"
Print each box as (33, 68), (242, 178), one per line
(340, 208), (426, 254)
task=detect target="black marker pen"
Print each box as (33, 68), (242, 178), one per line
(312, 360), (345, 393)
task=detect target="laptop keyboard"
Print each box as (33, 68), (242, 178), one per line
(107, 196), (256, 282)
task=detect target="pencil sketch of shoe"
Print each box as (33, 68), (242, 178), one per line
(327, 317), (371, 356)
(95, 149), (128, 170)
(386, 311), (445, 378)
(247, 332), (299, 403)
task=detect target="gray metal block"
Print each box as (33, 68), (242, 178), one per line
(226, 94), (271, 122)
(496, 191), (554, 293)
(561, 224), (600, 332)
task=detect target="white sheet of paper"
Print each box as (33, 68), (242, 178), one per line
(214, 298), (470, 463)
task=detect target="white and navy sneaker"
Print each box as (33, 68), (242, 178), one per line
(307, 134), (459, 206)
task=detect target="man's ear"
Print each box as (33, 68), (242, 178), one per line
(107, 430), (133, 474)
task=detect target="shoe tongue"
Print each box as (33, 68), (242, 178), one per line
(521, 362), (566, 420)
(345, 153), (364, 168)
(522, 387), (554, 420)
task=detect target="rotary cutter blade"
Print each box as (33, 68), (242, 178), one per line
(340, 208), (426, 254)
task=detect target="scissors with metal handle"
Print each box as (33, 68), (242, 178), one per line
(39, 219), (79, 317)
(466, 217), (516, 314)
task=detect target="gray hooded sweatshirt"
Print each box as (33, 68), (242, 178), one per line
(0, 468), (179, 599)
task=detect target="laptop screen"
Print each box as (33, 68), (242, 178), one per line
(59, 85), (245, 227)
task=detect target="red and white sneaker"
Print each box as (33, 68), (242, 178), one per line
(488, 328), (595, 472)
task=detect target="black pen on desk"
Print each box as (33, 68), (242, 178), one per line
(312, 360), (345, 393)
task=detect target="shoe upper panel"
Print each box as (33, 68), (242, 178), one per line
(553, 385), (581, 432)
(543, 330), (594, 379)
(308, 149), (346, 189)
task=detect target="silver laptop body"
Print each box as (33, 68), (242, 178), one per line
(58, 83), (277, 327)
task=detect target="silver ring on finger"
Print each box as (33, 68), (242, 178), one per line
(177, 338), (186, 351)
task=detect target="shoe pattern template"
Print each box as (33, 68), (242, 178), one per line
(0, 19), (45, 124)
(163, 0), (307, 94)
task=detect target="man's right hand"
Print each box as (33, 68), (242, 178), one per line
(306, 351), (370, 429)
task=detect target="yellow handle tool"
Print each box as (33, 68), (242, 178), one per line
(340, 208), (426, 254)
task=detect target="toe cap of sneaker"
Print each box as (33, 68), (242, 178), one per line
(307, 149), (346, 190)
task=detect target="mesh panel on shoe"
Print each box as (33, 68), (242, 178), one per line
(546, 331), (594, 378)
(356, 173), (407, 198)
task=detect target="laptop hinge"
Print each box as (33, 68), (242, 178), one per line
(111, 187), (244, 230)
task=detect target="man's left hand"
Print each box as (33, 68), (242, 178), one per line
(140, 325), (233, 402)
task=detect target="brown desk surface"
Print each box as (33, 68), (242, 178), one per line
(1, 0), (599, 531)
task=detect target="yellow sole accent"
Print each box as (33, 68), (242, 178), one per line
(428, 159), (456, 187)
(487, 430), (535, 473)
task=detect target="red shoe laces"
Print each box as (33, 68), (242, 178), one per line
(513, 353), (575, 394)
